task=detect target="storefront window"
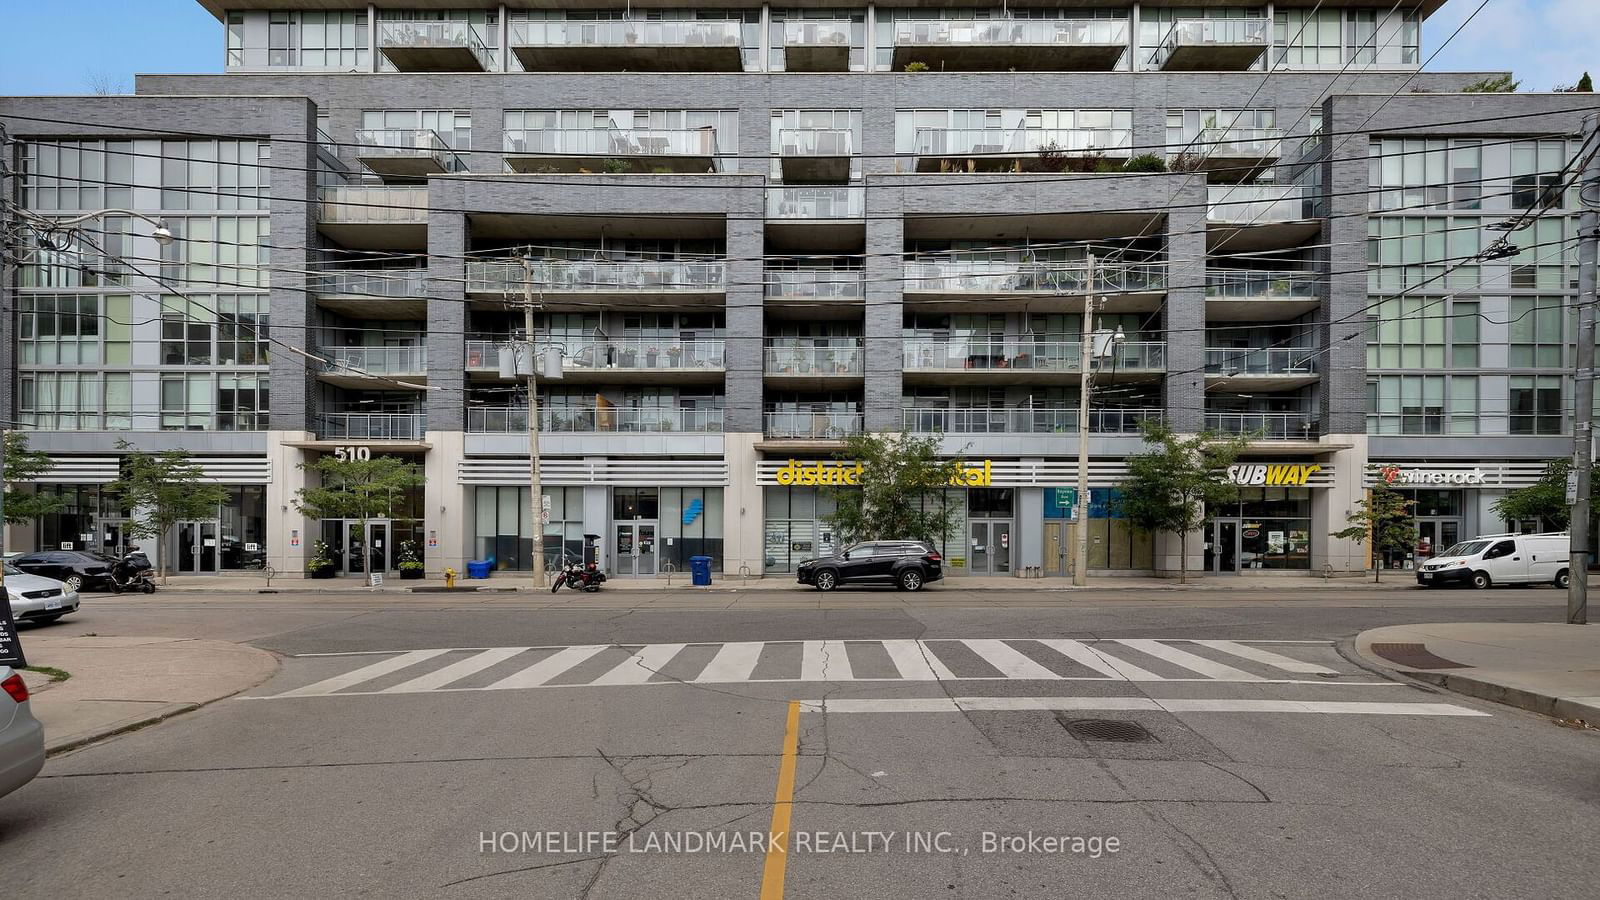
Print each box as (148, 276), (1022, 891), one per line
(968, 488), (1013, 517)
(1043, 487), (1154, 570)
(473, 486), (586, 571)
(657, 487), (724, 572)
(613, 488), (659, 520)
(220, 485), (267, 569)
(763, 486), (838, 574)
(1210, 488), (1313, 570)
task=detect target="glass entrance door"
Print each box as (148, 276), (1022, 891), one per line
(1415, 519), (1460, 563)
(1209, 519), (1241, 573)
(176, 521), (221, 573)
(968, 520), (1013, 575)
(613, 522), (658, 576)
(333, 520), (394, 575)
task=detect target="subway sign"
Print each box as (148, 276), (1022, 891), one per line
(775, 459), (993, 487)
(1226, 463), (1323, 486)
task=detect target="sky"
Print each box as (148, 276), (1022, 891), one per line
(0, 0), (1592, 95)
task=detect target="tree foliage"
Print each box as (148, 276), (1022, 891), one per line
(821, 432), (964, 546)
(108, 441), (230, 581)
(2, 432), (63, 525)
(1491, 458), (1598, 531)
(294, 456), (424, 526)
(1333, 474), (1416, 583)
(1463, 74), (1519, 93)
(1116, 422), (1253, 584)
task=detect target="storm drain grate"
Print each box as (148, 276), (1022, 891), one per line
(1370, 642), (1470, 670)
(1058, 718), (1157, 743)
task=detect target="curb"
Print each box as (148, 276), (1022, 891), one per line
(1404, 671), (1600, 722)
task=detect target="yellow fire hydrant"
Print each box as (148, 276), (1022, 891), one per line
(443, 567), (457, 588)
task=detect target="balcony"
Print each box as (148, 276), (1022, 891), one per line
(466, 406), (724, 434)
(510, 20), (742, 72)
(764, 269), (865, 310)
(1204, 348), (1320, 390)
(912, 126), (1132, 173)
(316, 186), (428, 251)
(311, 269), (430, 319)
(377, 20), (491, 72)
(504, 127), (721, 174)
(893, 18), (1127, 72)
(319, 346), (428, 389)
(354, 129), (461, 178)
(319, 413), (427, 441)
(1204, 269), (1321, 322)
(466, 257), (726, 307)
(1205, 412), (1321, 440)
(763, 410), (864, 441)
(1178, 127), (1284, 180)
(1155, 19), (1269, 71)
(466, 337), (725, 385)
(901, 256), (1165, 312)
(1205, 184), (1319, 252)
(766, 186), (865, 221)
(764, 341), (865, 389)
(783, 21), (853, 72)
(902, 337), (1166, 385)
(903, 406), (1162, 435)
(777, 128), (854, 183)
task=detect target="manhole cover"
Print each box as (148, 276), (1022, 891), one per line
(1059, 718), (1157, 743)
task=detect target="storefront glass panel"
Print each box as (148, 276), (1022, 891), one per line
(1208, 489), (1313, 571)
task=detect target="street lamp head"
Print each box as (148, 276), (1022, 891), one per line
(1112, 326), (1127, 344)
(150, 218), (175, 247)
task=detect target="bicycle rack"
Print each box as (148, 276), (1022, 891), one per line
(738, 564), (753, 586)
(264, 565), (276, 589)
(663, 561), (677, 586)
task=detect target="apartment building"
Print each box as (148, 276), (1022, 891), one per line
(0, 1), (1592, 580)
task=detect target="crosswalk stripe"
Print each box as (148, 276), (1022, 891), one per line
(696, 642), (766, 683)
(1191, 640), (1338, 675)
(798, 641), (855, 681)
(485, 645), (609, 690)
(1035, 638), (1162, 681)
(381, 648), (530, 694)
(881, 640), (951, 681)
(278, 649), (451, 697)
(962, 640), (1063, 680)
(590, 644), (687, 685)
(1115, 639), (1267, 682)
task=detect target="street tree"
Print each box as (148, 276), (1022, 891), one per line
(1333, 473), (1416, 583)
(1490, 458), (1599, 531)
(1116, 422), (1253, 584)
(2, 432), (63, 526)
(295, 455), (424, 573)
(109, 441), (230, 583)
(822, 432), (964, 547)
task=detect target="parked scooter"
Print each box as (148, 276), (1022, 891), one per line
(110, 550), (156, 594)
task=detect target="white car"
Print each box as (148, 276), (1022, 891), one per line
(4, 564), (81, 625)
(1416, 533), (1571, 589)
(0, 666), (45, 800)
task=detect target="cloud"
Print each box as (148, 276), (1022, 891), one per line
(1427, 0), (1600, 90)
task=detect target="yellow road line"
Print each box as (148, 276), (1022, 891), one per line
(759, 700), (802, 900)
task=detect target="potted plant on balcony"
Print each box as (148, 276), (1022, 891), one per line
(666, 345), (683, 367)
(306, 540), (336, 579)
(620, 346), (638, 367)
(397, 540), (424, 580)
(646, 346), (660, 367)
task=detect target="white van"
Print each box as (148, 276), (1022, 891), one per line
(1416, 533), (1572, 589)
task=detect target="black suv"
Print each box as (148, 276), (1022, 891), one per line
(796, 541), (944, 592)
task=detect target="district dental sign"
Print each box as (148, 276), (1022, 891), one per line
(775, 459), (993, 487)
(1226, 463), (1322, 486)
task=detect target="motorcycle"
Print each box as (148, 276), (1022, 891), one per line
(109, 550), (157, 595)
(559, 560), (606, 593)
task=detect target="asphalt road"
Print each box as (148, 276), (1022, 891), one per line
(2, 588), (1596, 899)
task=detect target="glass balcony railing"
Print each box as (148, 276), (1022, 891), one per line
(317, 186), (428, 225)
(902, 337), (1166, 372)
(466, 258), (727, 294)
(764, 269), (865, 299)
(913, 126), (1132, 158)
(894, 18), (1127, 48)
(1155, 18), (1269, 68)
(311, 269), (428, 298)
(353, 128), (462, 171)
(783, 20), (853, 47)
(1204, 348), (1320, 376)
(465, 338), (726, 372)
(902, 257), (1166, 295)
(766, 186), (866, 219)
(321, 346), (428, 377)
(1205, 270), (1320, 300)
(903, 406), (1161, 435)
(466, 406), (724, 433)
(319, 413), (426, 440)
(511, 19), (741, 49)
(1192, 126), (1284, 158)
(1205, 185), (1309, 223)
(777, 128), (854, 157)
(763, 411), (864, 440)
(1205, 412), (1320, 439)
(764, 342), (865, 376)
(376, 20), (491, 68)
(504, 127), (720, 160)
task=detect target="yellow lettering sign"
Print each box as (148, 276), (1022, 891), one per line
(776, 459), (993, 488)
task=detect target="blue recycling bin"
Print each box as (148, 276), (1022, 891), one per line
(466, 560), (492, 579)
(689, 555), (713, 586)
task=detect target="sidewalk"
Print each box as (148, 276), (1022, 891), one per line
(17, 635), (279, 753)
(145, 573), (1416, 594)
(1355, 622), (1600, 722)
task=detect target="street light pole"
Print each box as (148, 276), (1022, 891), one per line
(1568, 112), (1600, 625)
(518, 254), (545, 588)
(1073, 255), (1097, 587)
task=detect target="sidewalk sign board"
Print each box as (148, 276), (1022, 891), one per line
(0, 585), (26, 668)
